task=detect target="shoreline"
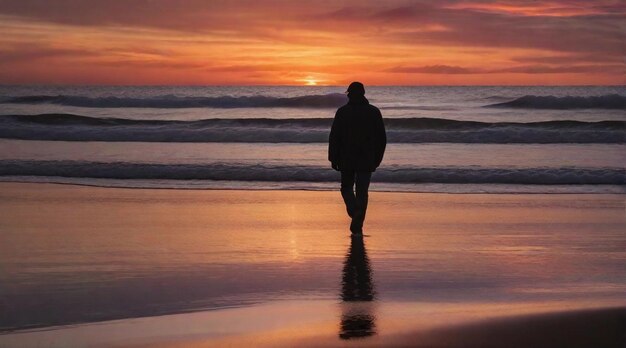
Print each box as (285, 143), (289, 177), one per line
(0, 179), (623, 194)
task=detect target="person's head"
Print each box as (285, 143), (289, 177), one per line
(346, 82), (365, 98)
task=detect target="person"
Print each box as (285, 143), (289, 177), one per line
(329, 82), (386, 234)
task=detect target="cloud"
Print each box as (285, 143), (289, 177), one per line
(0, 44), (98, 64)
(302, 2), (626, 63)
(96, 59), (207, 70)
(510, 53), (625, 65)
(0, 1), (622, 57)
(387, 64), (623, 74)
(380, 8), (624, 56)
(443, 0), (626, 17)
(0, 0), (623, 84)
(204, 64), (285, 73)
(0, 1), (223, 31)
(0, 0), (339, 35)
(387, 65), (483, 74)
(493, 64), (624, 74)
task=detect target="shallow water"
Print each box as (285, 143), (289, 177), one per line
(1, 184), (624, 337)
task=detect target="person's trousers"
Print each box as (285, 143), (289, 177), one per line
(340, 170), (372, 225)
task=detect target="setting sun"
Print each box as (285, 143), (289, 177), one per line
(297, 75), (321, 86)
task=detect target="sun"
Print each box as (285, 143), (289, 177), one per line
(296, 75), (333, 86)
(297, 75), (320, 86)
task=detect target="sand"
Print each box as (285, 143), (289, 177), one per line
(0, 183), (624, 347)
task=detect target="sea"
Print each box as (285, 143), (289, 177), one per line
(0, 85), (624, 193)
(1, 86), (625, 343)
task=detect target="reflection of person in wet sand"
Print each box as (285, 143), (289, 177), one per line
(339, 235), (376, 340)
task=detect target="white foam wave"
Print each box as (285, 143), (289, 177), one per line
(487, 94), (626, 109)
(1, 115), (623, 144)
(0, 161), (623, 185)
(1, 93), (348, 108)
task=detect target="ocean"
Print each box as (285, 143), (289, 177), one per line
(0, 85), (624, 193)
(1, 86), (625, 343)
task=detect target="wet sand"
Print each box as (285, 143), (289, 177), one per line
(0, 183), (624, 347)
(2, 301), (624, 347)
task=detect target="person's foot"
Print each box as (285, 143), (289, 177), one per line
(350, 212), (363, 234)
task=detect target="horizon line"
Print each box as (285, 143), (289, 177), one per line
(1, 84), (625, 88)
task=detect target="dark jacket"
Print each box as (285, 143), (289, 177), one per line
(328, 95), (386, 172)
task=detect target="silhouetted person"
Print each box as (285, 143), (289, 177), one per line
(339, 235), (376, 339)
(329, 82), (386, 234)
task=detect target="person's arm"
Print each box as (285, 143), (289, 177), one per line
(328, 109), (341, 170)
(374, 109), (386, 168)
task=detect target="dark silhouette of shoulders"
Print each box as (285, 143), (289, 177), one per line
(329, 96), (386, 172)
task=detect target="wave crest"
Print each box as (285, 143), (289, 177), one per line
(1, 114), (623, 144)
(1, 93), (348, 109)
(0, 161), (623, 185)
(487, 94), (626, 109)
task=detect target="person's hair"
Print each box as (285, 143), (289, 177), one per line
(347, 82), (365, 95)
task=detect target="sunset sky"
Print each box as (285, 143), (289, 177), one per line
(0, 0), (624, 85)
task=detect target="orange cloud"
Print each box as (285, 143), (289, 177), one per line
(0, 0), (623, 85)
(444, 1), (625, 17)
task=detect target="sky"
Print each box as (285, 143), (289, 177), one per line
(0, 0), (624, 85)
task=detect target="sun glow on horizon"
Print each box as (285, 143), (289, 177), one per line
(297, 75), (325, 86)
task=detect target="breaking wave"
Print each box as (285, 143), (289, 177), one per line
(1, 114), (623, 144)
(0, 160), (623, 185)
(0, 93), (348, 108)
(6, 93), (623, 110)
(487, 94), (626, 109)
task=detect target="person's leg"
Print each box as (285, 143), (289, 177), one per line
(351, 171), (372, 233)
(340, 170), (357, 218)
(355, 171), (372, 220)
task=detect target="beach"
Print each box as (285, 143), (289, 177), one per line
(2, 1), (625, 346)
(1, 183), (624, 347)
